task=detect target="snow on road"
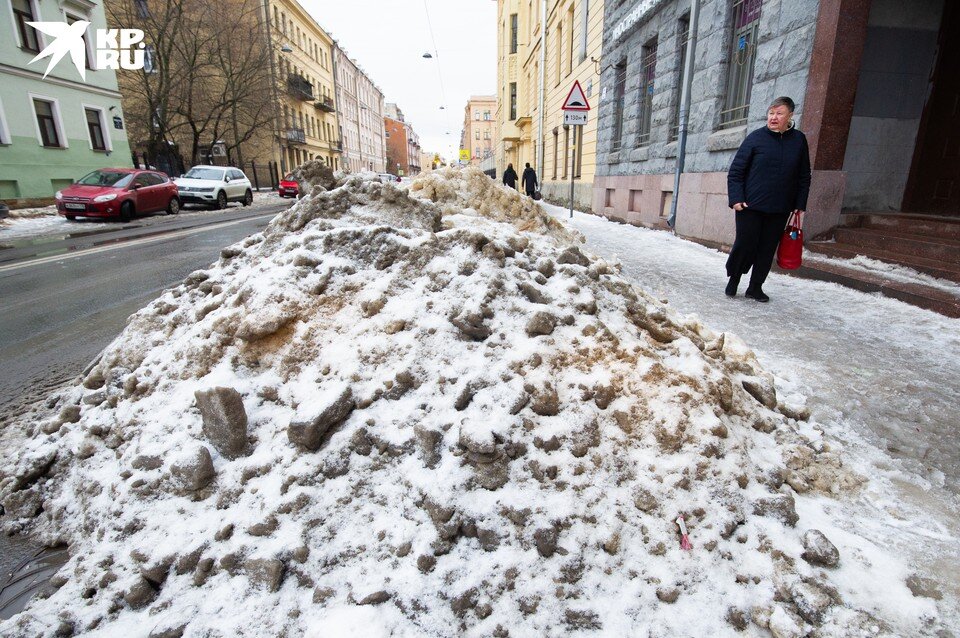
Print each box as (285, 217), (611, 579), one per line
(0, 170), (956, 636)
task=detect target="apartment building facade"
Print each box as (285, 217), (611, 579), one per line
(495, 0), (604, 207)
(461, 95), (496, 167)
(0, 0), (132, 203)
(268, 0), (340, 174)
(593, 0), (957, 247)
(384, 103), (421, 176)
(333, 46), (386, 173)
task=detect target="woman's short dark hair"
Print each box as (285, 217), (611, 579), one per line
(769, 96), (796, 112)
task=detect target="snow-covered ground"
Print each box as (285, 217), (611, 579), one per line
(0, 192), (285, 244)
(0, 168), (956, 636)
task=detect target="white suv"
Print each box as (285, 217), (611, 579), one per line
(174, 166), (253, 209)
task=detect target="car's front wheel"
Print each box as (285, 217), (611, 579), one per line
(213, 191), (227, 210)
(167, 197), (180, 215)
(119, 201), (134, 222)
(242, 189), (253, 207)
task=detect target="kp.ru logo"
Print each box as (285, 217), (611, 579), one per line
(27, 21), (146, 80)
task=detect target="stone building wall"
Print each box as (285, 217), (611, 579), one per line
(593, 0), (819, 245)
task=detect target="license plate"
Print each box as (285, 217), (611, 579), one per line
(65, 203), (86, 210)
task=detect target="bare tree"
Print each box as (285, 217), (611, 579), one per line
(110, 0), (276, 166)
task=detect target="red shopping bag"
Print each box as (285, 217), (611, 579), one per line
(777, 211), (803, 270)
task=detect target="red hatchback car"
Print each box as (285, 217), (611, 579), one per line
(278, 173), (299, 198)
(56, 168), (180, 222)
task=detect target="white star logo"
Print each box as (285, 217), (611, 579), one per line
(26, 21), (90, 80)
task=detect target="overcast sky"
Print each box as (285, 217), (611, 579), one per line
(302, 0), (498, 162)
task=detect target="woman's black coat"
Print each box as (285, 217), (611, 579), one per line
(727, 126), (812, 214)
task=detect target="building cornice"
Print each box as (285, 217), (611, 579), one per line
(0, 64), (122, 99)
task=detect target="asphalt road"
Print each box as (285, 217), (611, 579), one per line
(0, 204), (285, 583)
(0, 205), (284, 419)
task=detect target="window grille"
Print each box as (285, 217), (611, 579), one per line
(670, 16), (690, 141)
(637, 38), (657, 147)
(610, 61), (627, 153)
(720, 0), (762, 129)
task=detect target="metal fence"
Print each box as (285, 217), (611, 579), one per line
(131, 151), (280, 191)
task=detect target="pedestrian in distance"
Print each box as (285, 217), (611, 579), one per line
(725, 96), (811, 302)
(502, 163), (518, 190)
(521, 162), (538, 198)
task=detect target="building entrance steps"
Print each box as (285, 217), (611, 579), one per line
(806, 213), (960, 282)
(799, 212), (960, 317)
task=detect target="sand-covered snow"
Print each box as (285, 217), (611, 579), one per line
(0, 167), (943, 637)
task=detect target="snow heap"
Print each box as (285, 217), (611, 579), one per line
(1, 166), (878, 637)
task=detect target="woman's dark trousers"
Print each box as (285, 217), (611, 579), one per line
(725, 210), (790, 290)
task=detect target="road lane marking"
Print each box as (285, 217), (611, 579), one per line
(0, 213), (277, 274)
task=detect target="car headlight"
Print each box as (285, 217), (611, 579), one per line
(55, 191), (63, 200)
(94, 193), (117, 202)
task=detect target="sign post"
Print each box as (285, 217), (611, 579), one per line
(561, 80), (590, 219)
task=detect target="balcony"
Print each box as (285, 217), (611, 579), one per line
(286, 74), (314, 101)
(285, 128), (306, 144)
(333, 139), (343, 151)
(314, 96), (335, 113)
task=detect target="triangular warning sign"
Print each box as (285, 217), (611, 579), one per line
(562, 80), (590, 111)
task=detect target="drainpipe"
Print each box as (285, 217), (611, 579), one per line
(536, 0), (547, 181)
(667, 0), (700, 229)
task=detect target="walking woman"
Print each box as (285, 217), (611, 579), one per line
(726, 96), (811, 302)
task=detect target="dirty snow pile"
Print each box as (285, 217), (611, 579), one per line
(0, 166), (901, 637)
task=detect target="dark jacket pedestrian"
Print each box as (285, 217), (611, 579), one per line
(521, 163), (538, 196)
(503, 164), (518, 189)
(725, 96), (811, 302)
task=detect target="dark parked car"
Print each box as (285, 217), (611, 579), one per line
(56, 168), (180, 222)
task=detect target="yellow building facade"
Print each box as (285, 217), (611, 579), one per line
(495, 0), (603, 207)
(267, 0), (341, 174)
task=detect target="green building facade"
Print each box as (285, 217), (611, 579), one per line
(0, 0), (132, 205)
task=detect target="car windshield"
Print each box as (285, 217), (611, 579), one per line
(183, 168), (225, 181)
(76, 171), (134, 188)
(283, 174), (295, 181)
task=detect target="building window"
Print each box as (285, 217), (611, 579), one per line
(510, 14), (518, 53)
(33, 98), (63, 148)
(13, 0), (40, 52)
(134, 0), (150, 18)
(85, 107), (107, 151)
(670, 15), (691, 141)
(610, 60), (627, 153)
(484, 130), (490, 140)
(475, 130), (480, 140)
(475, 111), (480, 120)
(720, 0), (762, 130)
(509, 82), (517, 120)
(555, 24), (562, 85)
(143, 44), (158, 74)
(484, 110), (491, 120)
(637, 38), (657, 147)
(0, 97), (10, 145)
(566, 5), (574, 76)
(579, 0), (590, 63)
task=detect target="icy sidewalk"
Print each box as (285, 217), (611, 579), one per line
(542, 202), (960, 491)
